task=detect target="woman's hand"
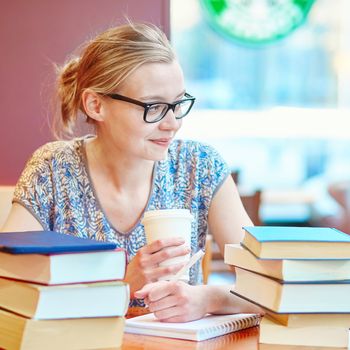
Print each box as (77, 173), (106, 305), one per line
(134, 281), (208, 322)
(124, 238), (190, 298)
(134, 282), (265, 322)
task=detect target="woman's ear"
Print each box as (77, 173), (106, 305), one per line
(81, 89), (105, 122)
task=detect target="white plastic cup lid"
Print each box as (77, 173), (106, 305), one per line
(142, 209), (193, 223)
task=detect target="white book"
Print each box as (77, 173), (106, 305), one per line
(0, 308), (125, 350)
(225, 244), (350, 282)
(241, 226), (350, 259)
(233, 267), (350, 313)
(0, 249), (126, 285)
(125, 312), (261, 341)
(0, 278), (129, 319)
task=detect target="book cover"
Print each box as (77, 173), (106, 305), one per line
(0, 248), (127, 284)
(244, 226), (350, 243)
(0, 277), (130, 319)
(0, 231), (117, 254)
(0, 308), (125, 350)
(242, 226), (350, 259)
(125, 312), (261, 341)
(232, 267), (350, 313)
(224, 244), (350, 282)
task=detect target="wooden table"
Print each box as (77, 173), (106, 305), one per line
(121, 327), (337, 350)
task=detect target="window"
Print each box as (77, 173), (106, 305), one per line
(171, 0), (350, 224)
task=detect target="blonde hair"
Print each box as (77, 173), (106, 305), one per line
(54, 22), (175, 138)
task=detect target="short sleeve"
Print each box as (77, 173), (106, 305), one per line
(197, 142), (229, 197)
(163, 140), (230, 217)
(13, 145), (55, 230)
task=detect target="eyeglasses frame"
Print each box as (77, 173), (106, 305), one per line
(103, 92), (196, 123)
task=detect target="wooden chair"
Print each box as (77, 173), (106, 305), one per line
(240, 190), (262, 226)
(231, 170), (240, 185)
(231, 171), (262, 225)
(202, 234), (212, 284)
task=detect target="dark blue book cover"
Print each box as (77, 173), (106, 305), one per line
(0, 231), (117, 254)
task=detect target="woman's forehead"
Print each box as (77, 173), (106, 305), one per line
(118, 61), (185, 98)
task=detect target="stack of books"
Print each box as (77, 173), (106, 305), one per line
(225, 226), (350, 348)
(0, 231), (130, 350)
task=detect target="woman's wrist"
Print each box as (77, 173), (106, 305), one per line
(200, 285), (225, 314)
(201, 284), (264, 315)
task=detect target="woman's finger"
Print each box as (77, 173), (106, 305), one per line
(141, 237), (186, 254)
(154, 305), (185, 322)
(148, 262), (186, 281)
(134, 280), (167, 299)
(150, 245), (190, 265)
(147, 281), (180, 302)
(148, 294), (179, 313)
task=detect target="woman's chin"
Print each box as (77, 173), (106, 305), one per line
(146, 150), (169, 162)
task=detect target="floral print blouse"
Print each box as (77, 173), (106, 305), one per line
(14, 137), (229, 306)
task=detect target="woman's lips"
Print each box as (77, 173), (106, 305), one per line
(150, 138), (172, 147)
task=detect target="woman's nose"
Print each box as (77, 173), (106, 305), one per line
(158, 108), (181, 130)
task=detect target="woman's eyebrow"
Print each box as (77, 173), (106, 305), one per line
(140, 91), (186, 101)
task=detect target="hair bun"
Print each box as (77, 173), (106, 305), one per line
(56, 57), (80, 133)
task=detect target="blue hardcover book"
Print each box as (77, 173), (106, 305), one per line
(241, 226), (350, 259)
(0, 231), (117, 254)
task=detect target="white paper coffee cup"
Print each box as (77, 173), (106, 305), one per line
(141, 209), (193, 281)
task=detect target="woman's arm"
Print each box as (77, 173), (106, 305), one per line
(135, 281), (263, 322)
(1, 203), (43, 232)
(134, 176), (262, 322)
(203, 175), (259, 315)
(208, 175), (253, 255)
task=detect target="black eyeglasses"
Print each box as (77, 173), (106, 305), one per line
(103, 92), (196, 123)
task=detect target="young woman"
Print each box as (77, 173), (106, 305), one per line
(2, 22), (261, 322)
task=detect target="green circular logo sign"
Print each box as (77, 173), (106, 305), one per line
(201, 0), (316, 45)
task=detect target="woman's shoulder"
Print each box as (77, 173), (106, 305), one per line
(16, 137), (88, 193)
(30, 138), (84, 164)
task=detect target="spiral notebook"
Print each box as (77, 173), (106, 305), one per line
(125, 313), (261, 341)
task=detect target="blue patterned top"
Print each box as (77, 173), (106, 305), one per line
(14, 137), (229, 306)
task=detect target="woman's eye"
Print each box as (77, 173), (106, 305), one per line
(149, 104), (163, 114)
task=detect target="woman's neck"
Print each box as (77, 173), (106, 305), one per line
(84, 136), (156, 233)
(85, 136), (155, 192)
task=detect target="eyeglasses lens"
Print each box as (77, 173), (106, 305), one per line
(145, 100), (193, 123)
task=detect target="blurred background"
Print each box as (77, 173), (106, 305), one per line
(1, 0), (350, 233)
(172, 0), (350, 231)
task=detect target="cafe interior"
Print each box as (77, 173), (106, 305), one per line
(1, 0), (350, 282)
(2, 1), (350, 349)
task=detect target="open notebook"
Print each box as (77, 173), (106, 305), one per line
(125, 313), (261, 341)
